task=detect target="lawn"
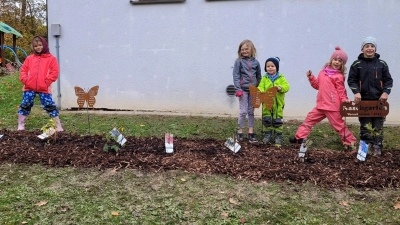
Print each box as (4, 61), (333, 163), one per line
(1, 72), (400, 224)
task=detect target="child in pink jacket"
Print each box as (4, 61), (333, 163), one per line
(289, 46), (357, 150)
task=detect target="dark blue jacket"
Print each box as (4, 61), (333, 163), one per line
(347, 53), (393, 100)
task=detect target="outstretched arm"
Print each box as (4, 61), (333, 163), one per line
(307, 70), (319, 90)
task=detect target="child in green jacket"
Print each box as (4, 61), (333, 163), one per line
(258, 57), (290, 147)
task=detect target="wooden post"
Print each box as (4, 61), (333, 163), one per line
(0, 32), (4, 67)
(12, 34), (17, 52)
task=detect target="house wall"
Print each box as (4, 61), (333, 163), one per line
(47, 0), (400, 122)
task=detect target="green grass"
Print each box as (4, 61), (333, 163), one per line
(1, 164), (400, 224)
(1, 72), (400, 224)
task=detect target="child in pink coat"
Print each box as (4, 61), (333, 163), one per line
(289, 46), (357, 150)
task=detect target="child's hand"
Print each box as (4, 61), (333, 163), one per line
(235, 91), (243, 97)
(306, 70), (312, 78)
(354, 93), (362, 104)
(380, 92), (388, 103)
(277, 86), (282, 92)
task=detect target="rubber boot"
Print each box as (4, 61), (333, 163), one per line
(275, 132), (282, 147)
(54, 116), (64, 132)
(263, 131), (272, 144)
(18, 114), (26, 130)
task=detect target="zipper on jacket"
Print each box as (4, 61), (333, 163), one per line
(36, 57), (41, 92)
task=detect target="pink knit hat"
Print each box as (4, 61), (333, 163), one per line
(330, 46), (348, 64)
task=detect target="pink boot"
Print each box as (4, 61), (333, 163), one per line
(54, 116), (64, 132)
(18, 114), (26, 130)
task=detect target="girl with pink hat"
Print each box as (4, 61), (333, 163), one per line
(289, 46), (357, 150)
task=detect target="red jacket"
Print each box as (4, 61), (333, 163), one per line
(309, 69), (349, 111)
(20, 53), (59, 93)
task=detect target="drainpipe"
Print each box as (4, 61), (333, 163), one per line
(51, 24), (61, 109)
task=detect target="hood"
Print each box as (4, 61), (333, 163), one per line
(34, 36), (50, 56)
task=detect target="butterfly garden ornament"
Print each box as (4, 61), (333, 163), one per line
(249, 86), (278, 109)
(74, 85), (99, 108)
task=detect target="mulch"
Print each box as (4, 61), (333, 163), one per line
(1, 129), (399, 190)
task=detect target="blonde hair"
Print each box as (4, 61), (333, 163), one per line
(31, 36), (42, 50)
(325, 60), (347, 76)
(237, 39), (257, 59)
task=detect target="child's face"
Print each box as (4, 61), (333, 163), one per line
(331, 58), (343, 70)
(33, 41), (43, 53)
(362, 44), (376, 58)
(265, 61), (277, 75)
(240, 44), (250, 57)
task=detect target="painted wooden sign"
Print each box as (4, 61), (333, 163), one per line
(249, 86), (278, 109)
(340, 101), (389, 117)
(74, 85), (99, 108)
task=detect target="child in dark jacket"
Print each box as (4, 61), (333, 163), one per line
(347, 36), (393, 156)
(18, 36), (63, 131)
(233, 39), (261, 143)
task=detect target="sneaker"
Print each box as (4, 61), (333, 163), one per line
(248, 133), (258, 144)
(236, 132), (244, 142)
(289, 137), (303, 145)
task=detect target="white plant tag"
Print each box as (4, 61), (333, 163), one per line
(299, 143), (307, 158)
(165, 133), (174, 153)
(0, 135), (3, 139)
(357, 140), (369, 161)
(37, 128), (56, 139)
(109, 128), (127, 146)
(298, 139), (312, 159)
(225, 137), (241, 153)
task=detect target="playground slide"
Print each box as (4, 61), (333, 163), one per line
(1, 45), (28, 67)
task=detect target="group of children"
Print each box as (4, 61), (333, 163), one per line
(16, 35), (393, 156)
(233, 37), (393, 155)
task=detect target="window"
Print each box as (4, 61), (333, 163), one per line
(130, 0), (185, 4)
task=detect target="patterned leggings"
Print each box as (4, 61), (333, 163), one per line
(18, 91), (59, 117)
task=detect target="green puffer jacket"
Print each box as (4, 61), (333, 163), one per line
(257, 73), (290, 119)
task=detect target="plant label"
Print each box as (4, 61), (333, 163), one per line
(298, 143), (307, 158)
(165, 133), (174, 153)
(357, 140), (369, 161)
(224, 137), (241, 153)
(109, 128), (127, 146)
(37, 128), (56, 139)
(0, 135), (3, 139)
(298, 139), (312, 159)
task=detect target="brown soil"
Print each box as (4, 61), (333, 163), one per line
(0, 129), (398, 190)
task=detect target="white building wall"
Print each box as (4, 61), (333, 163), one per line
(47, 0), (400, 122)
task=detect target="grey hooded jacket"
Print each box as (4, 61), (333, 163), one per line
(233, 57), (261, 92)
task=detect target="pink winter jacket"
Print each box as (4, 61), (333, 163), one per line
(20, 53), (59, 94)
(308, 69), (349, 111)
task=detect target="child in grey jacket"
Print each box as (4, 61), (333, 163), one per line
(232, 39), (261, 143)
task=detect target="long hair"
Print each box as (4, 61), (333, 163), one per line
(237, 39), (257, 59)
(324, 60), (347, 76)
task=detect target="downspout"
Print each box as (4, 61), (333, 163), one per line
(51, 24), (61, 110)
(55, 36), (61, 109)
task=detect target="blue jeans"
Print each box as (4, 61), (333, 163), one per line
(18, 91), (59, 117)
